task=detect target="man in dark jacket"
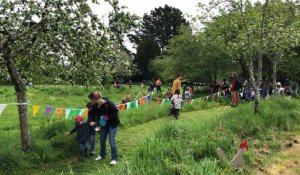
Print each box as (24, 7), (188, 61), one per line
(88, 91), (120, 165)
(67, 115), (90, 160)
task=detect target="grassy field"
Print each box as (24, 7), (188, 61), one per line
(0, 85), (299, 174)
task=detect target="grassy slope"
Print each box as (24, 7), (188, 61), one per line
(15, 108), (225, 175)
(1, 85), (300, 175)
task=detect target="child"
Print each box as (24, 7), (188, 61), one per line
(171, 89), (182, 119)
(166, 88), (172, 99)
(184, 87), (191, 100)
(67, 115), (90, 160)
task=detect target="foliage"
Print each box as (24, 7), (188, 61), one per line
(0, 0), (136, 85)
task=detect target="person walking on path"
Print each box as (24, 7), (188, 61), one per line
(88, 91), (120, 165)
(172, 73), (182, 95)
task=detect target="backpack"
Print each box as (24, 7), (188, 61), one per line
(235, 79), (243, 91)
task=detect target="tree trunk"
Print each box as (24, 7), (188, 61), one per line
(272, 59), (277, 92)
(257, 0), (269, 85)
(238, 0), (260, 114)
(238, 52), (249, 79)
(3, 46), (31, 151)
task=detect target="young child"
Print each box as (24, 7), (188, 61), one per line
(67, 115), (90, 160)
(184, 87), (191, 100)
(171, 89), (182, 119)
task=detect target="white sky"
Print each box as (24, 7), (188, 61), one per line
(89, 0), (210, 52)
(90, 0), (210, 23)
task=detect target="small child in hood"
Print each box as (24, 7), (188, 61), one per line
(171, 89), (182, 120)
(67, 115), (90, 161)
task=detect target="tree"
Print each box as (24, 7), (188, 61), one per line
(138, 4), (188, 49)
(150, 26), (232, 82)
(135, 37), (161, 80)
(134, 5), (188, 79)
(0, 0), (134, 150)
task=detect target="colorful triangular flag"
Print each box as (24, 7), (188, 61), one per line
(0, 104), (7, 116)
(65, 109), (71, 120)
(57, 108), (64, 117)
(32, 105), (40, 116)
(45, 106), (53, 117)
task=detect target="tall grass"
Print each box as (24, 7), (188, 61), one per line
(110, 97), (300, 174)
(0, 85), (227, 172)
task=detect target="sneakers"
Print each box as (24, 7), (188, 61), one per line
(110, 160), (117, 165)
(95, 155), (103, 161)
(89, 152), (95, 156)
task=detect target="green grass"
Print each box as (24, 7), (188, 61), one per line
(1, 85), (299, 174)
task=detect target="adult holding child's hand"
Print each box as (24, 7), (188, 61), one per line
(88, 91), (120, 165)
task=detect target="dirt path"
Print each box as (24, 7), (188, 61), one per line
(258, 136), (300, 175)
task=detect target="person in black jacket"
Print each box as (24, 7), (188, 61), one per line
(88, 91), (120, 165)
(67, 115), (90, 161)
(86, 102), (96, 156)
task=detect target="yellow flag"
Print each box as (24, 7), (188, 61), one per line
(32, 105), (40, 116)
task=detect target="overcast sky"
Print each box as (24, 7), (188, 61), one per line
(90, 0), (210, 22)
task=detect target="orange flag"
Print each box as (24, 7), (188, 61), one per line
(139, 98), (145, 106)
(84, 109), (89, 119)
(156, 98), (160, 105)
(57, 108), (64, 117)
(119, 104), (125, 111)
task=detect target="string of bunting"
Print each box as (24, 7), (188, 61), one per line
(0, 89), (233, 119)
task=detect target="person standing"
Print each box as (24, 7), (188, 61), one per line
(172, 73), (182, 95)
(155, 78), (162, 94)
(88, 91), (120, 165)
(171, 89), (182, 119)
(67, 115), (90, 161)
(230, 72), (241, 107)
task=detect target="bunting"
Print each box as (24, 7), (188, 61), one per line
(126, 102), (131, 110)
(0, 104), (7, 116)
(32, 105), (40, 116)
(134, 100), (139, 108)
(65, 109), (71, 120)
(161, 99), (166, 105)
(119, 104), (125, 111)
(145, 95), (151, 103)
(84, 109), (89, 118)
(156, 98), (160, 105)
(45, 107), (53, 117)
(57, 108), (64, 117)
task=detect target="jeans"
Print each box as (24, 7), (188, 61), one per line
(79, 141), (89, 158)
(100, 125), (118, 160)
(90, 134), (96, 154)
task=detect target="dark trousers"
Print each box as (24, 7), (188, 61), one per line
(156, 85), (161, 93)
(174, 109), (180, 119)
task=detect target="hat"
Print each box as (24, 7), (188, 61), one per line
(75, 115), (83, 123)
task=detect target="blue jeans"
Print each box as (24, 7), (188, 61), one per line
(79, 141), (89, 157)
(90, 134), (96, 154)
(100, 125), (118, 160)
